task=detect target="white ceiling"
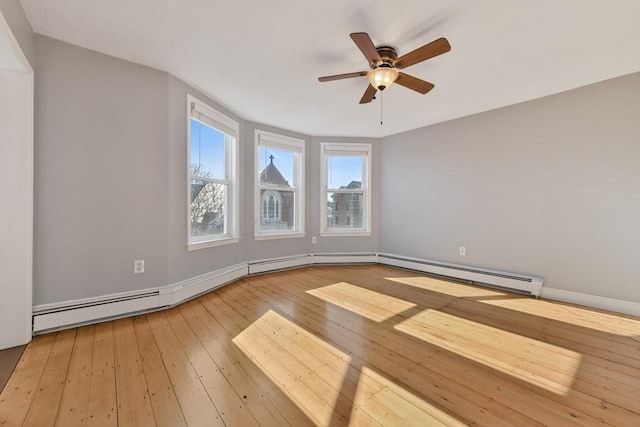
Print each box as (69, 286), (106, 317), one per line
(20, 0), (640, 138)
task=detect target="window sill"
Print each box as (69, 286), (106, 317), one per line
(254, 232), (305, 241)
(320, 231), (371, 238)
(188, 237), (240, 251)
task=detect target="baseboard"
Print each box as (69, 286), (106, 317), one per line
(248, 255), (312, 275)
(312, 252), (378, 264)
(160, 263), (248, 306)
(33, 263), (249, 334)
(377, 252), (543, 297)
(32, 290), (162, 334)
(32, 252), (369, 333)
(541, 287), (640, 316)
(32, 252), (638, 334)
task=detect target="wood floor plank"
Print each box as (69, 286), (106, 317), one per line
(230, 276), (539, 427)
(252, 303), (460, 427)
(2, 265), (638, 427)
(164, 307), (261, 427)
(0, 334), (56, 427)
(302, 268), (640, 424)
(252, 269), (637, 426)
(112, 318), (155, 427)
(146, 311), (225, 427)
(176, 302), (291, 427)
(56, 325), (95, 426)
(87, 321), (117, 427)
(22, 329), (76, 427)
(133, 315), (187, 427)
(180, 299), (312, 427)
(198, 291), (359, 426)
(361, 267), (640, 358)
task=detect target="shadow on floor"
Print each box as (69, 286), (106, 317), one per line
(0, 345), (26, 392)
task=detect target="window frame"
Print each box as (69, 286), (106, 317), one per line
(187, 94), (239, 251)
(254, 130), (305, 240)
(320, 142), (372, 237)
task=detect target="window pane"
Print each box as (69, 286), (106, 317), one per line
(190, 180), (226, 237)
(327, 156), (363, 189)
(190, 118), (225, 179)
(326, 191), (364, 229)
(258, 146), (294, 186)
(260, 189), (295, 231)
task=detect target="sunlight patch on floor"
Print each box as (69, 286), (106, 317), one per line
(307, 282), (416, 322)
(387, 276), (640, 338)
(233, 310), (351, 426)
(351, 366), (466, 427)
(477, 297), (640, 337)
(395, 309), (582, 395)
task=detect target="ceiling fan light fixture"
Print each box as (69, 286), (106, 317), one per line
(367, 65), (398, 91)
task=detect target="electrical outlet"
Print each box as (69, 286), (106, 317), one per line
(459, 246), (466, 256)
(134, 260), (145, 274)
(312, 236), (317, 244)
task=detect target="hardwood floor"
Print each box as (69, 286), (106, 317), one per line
(1, 265), (638, 426)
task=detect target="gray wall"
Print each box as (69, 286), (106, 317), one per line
(0, 0), (34, 68)
(34, 36), (379, 304)
(380, 72), (640, 302)
(35, 36), (170, 303)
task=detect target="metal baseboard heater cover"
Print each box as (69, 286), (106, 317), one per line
(247, 255), (313, 275)
(32, 290), (162, 334)
(377, 253), (543, 297)
(32, 252), (544, 334)
(246, 252), (378, 275)
(32, 263), (248, 334)
(312, 253), (378, 265)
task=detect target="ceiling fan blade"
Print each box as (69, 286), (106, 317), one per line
(359, 84), (377, 104)
(350, 32), (382, 67)
(394, 37), (451, 69)
(318, 71), (368, 82)
(396, 72), (435, 94)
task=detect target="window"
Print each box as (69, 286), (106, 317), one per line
(255, 130), (305, 239)
(188, 95), (239, 250)
(321, 143), (371, 236)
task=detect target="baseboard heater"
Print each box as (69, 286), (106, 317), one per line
(247, 253), (378, 275)
(377, 253), (543, 297)
(248, 254), (313, 275)
(32, 252), (544, 334)
(312, 252), (378, 265)
(32, 263), (249, 334)
(32, 290), (163, 334)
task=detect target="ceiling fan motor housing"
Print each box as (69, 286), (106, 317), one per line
(375, 46), (398, 65)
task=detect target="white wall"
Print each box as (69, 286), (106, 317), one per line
(0, 6), (33, 348)
(0, 0), (34, 67)
(379, 73), (640, 303)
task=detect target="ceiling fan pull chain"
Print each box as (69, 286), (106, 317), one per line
(380, 90), (383, 125)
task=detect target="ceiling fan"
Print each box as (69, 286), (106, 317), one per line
(318, 32), (451, 104)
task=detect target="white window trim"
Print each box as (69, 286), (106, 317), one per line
(320, 142), (372, 237)
(254, 130), (305, 240)
(187, 94), (240, 251)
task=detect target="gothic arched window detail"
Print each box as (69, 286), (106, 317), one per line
(261, 190), (282, 221)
